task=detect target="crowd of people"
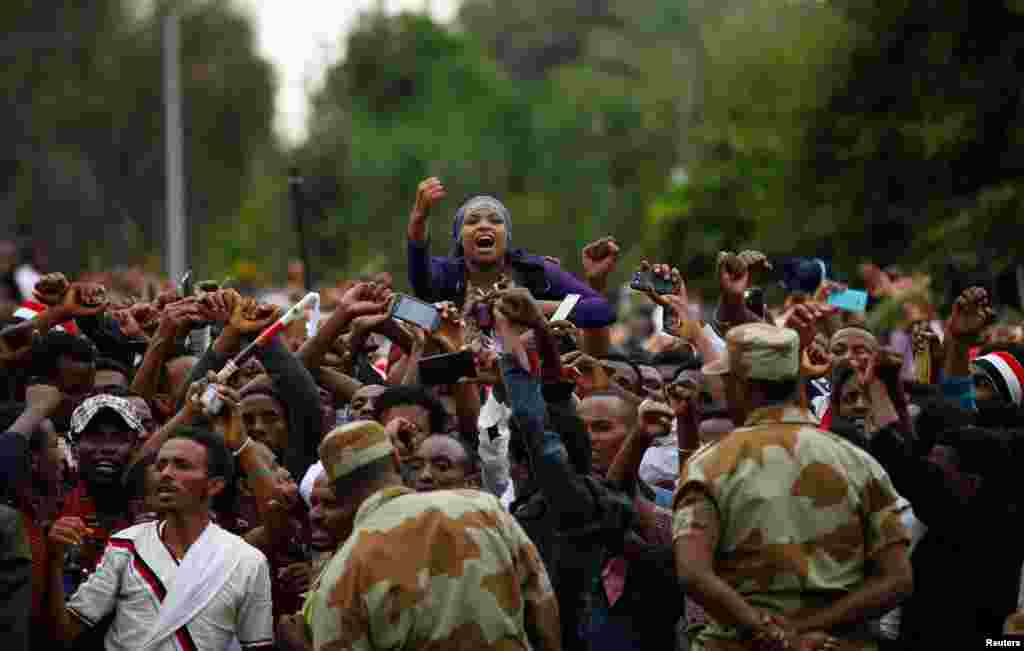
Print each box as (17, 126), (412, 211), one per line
(2, 176), (1024, 651)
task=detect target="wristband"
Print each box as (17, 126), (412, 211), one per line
(233, 436), (252, 457)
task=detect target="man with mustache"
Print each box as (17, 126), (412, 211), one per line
(49, 428), (274, 650)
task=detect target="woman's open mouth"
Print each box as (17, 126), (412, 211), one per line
(475, 233), (496, 251)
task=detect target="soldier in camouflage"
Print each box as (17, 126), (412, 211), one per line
(673, 323), (913, 651)
(303, 420), (561, 651)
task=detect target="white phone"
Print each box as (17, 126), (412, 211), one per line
(550, 294), (581, 322)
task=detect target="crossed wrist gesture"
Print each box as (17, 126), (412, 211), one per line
(718, 250), (772, 300)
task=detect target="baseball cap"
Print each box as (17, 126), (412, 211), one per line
(70, 394), (145, 438)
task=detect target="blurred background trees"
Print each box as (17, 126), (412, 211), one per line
(2, 0), (1022, 308)
(0, 0), (277, 278)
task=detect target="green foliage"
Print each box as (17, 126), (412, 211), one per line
(0, 0), (277, 279)
(300, 6), (688, 290)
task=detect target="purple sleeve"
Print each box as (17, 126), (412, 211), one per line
(407, 238), (436, 301)
(407, 238), (457, 303)
(542, 262), (615, 328)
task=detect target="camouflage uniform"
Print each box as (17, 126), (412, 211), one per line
(673, 406), (910, 651)
(307, 485), (560, 651)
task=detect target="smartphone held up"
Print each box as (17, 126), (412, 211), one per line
(630, 271), (674, 295)
(390, 294), (442, 332)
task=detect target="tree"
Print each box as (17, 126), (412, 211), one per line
(0, 0), (277, 279)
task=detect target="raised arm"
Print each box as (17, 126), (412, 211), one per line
(258, 336), (321, 480)
(606, 400), (673, 493)
(132, 301), (204, 400)
(297, 282), (390, 371)
(494, 289), (599, 525)
(407, 177), (447, 301)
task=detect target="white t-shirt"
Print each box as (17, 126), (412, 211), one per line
(477, 391), (514, 507)
(68, 521), (274, 650)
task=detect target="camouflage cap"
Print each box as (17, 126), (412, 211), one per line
(702, 323), (800, 381)
(70, 394), (145, 439)
(318, 420), (395, 483)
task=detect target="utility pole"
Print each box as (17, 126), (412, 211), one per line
(288, 168), (315, 292)
(164, 10), (186, 282)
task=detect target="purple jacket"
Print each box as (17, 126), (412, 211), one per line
(408, 239), (616, 328)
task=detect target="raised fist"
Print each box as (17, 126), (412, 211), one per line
(413, 177), (446, 218)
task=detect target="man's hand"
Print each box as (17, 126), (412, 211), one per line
(203, 379), (247, 450)
(637, 399), (674, 443)
(718, 250), (771, 300)
(48, 516), (91, 553)
(350, 313), (392, 345)
(154, 288), (181, 311)
(26, 383), (64, 416)
(337, 282), (391, 323)
(33, 273), (70, 306)
(431, 302), (466, 353)
(664, 377), (700, 419)
(783, 302), (837, 351)
(198, 288), (239, 325)
(112, 307), (145, 340)
(412, 177), (446, 220)
(737, 250), (772, 274)
(157, 300), (207, 339)
(385, 417), (422, 460)
(582, 236), (620, 283)
(638, 260), (690, 318)
(549, 320), (579, 345)
(495, 287), (546, 330)
(801, 335), (832, 379)
(561, 351), (611, 395)
(131, 302), (162, 333)
(183, 379), (209, 420)
(947, 286), (995, 344)
(228, 299), (281, 336)
(59, 282), (108, 318)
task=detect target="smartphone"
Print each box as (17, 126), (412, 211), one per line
(390, 294), (441, 331)
(550, 294), (581, 322)
(630, 271), (674, 295)
(827, 288), (868, 313)
(419, 349), (477, 386)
